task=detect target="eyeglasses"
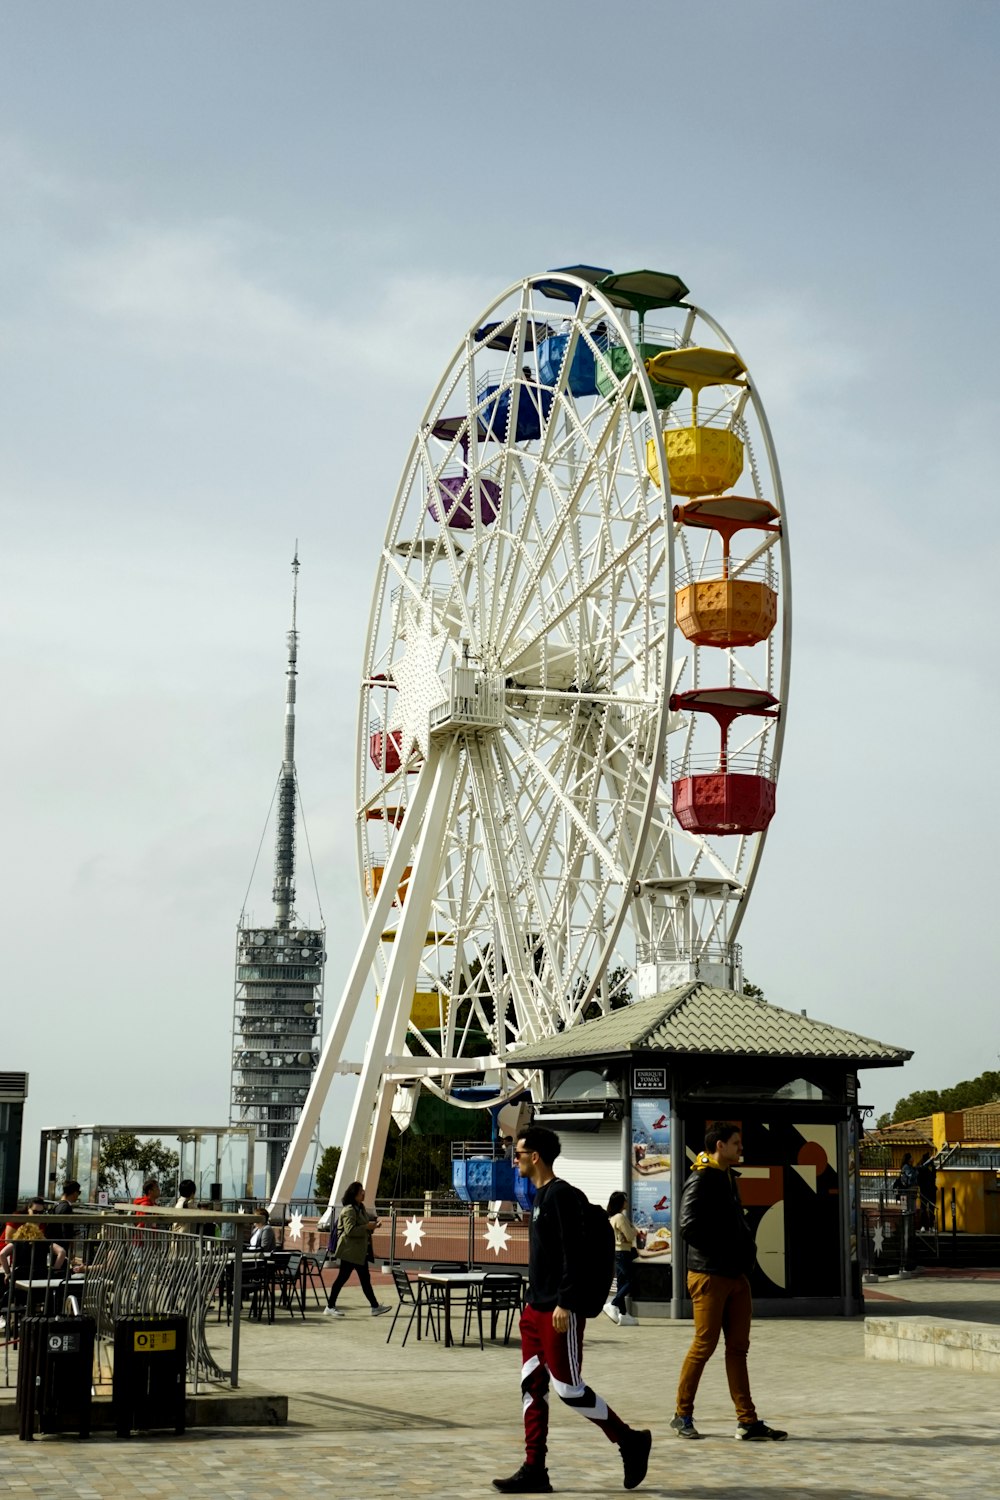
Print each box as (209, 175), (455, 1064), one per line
(513, 1149), (533, 1159)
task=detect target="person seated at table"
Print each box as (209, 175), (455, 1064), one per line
(322, 1182), (389, 1319)
(248, 1209), (277, 1252)
(0, 1224), (68, 1329)
(1, 1198), (46, 1249)
(0, 1222), (67, 1283)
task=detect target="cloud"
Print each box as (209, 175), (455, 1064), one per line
(58, 218), (494, 396)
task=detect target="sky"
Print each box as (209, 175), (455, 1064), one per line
(2, 0), (999, 1190)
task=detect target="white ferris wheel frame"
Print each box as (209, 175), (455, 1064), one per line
(270, 273), (790, 1215)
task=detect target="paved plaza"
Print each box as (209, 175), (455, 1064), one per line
(1, 1276), (998, 1497)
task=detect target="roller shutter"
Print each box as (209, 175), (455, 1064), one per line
(552, 1122), (625, 1206)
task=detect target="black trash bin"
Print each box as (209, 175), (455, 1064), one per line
(112, 1315), (187, 1437)
(16, 1315), (96, 1440)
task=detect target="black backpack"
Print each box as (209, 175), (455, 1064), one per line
(577, 1196), (616, 1317)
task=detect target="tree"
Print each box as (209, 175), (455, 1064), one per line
(315, 1145), (341, 1201)
(377, 1121), (453, 1199)
(579, 966), (634, 1022)
(887, 1069), (1000, 1125)
(98, 1132), (179, 1200)
(742, 978), (765, 999)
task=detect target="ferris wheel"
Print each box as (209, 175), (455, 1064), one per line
(271, 266), (789, 1212)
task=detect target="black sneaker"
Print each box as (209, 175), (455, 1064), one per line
(492, 1464), (553, 1494)
(736, 1419), (787, 1441)
(620, 1428), (652, 1490)
(670, 1414), (701, 1439)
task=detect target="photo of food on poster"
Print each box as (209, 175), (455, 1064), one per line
(631, 1099), (670, 1179)
(631, 1098), (671, 1259)
(632, 1180), (671, 1260)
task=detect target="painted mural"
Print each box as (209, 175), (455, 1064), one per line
(682, 1114), (842, 1297)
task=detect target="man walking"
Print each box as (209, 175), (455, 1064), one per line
(493, 1125), (651, 1494)
(672, 1122), (787, 1442)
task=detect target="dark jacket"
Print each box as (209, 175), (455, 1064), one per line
(527, 1177), (587, 1313)
(679, 1154), (756, 1278)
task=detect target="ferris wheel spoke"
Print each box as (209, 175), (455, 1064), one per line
(502, 517), (660, 682)
(486, 732), (569, 993)
(493, 395), (639, 650)
(462, 737), (550, 1046)
(502, 711), (627, 884)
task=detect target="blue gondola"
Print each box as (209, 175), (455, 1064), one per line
(478, 378), (554, 442)
(452, 1158), (516, 1202)
(537, 332), (602, 397)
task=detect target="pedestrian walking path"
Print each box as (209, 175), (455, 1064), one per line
(1, 1277), (998, 1497)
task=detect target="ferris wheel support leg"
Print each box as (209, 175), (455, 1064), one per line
(359, 983), (415, 1201)
(465, 738), (547, 1043)
(267, 751), (439, 1216)
(327, 740), (460, 1212)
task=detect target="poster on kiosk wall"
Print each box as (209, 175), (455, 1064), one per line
(631, 1099), (671, 1261)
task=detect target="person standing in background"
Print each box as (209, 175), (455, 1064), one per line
(172, 1179), (198, 1234)
(603, 1191), (640, 1327)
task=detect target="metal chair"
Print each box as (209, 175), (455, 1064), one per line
(427, 1262), (476, 1344)
(298, 1250), (329, 1310)
(273, 1251), (305, 1318)
(244, 1258), (276, 1323)
(386, 1267), (436, 1346)
(465, 1271), (522, 1349)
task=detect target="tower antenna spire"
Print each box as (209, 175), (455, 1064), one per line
(272, 544), (299, 928)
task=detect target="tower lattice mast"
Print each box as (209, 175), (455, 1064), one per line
(272, 549), (299, 928)
(230, 549), (326, 1197)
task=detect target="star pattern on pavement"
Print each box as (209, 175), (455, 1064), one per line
(485, 1218), (510, 1256)
(287, 1210), (304, 1243)
(403, 1215), (425, 1250)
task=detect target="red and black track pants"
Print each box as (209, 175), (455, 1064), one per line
(519, 1302), (628, 1467)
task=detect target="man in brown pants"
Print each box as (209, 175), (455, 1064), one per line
(672, 1123), (787, 1442)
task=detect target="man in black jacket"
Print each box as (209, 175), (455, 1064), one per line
(671, 1122), (787, 1442)
(493, 1125), (652, 1494)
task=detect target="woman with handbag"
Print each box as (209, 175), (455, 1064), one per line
(603, 1190), (640, 1326)
(322, 1182), (389, 1319)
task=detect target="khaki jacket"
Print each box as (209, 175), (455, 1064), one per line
(336, 1203), (371, 1265)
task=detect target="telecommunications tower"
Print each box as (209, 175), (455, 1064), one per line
(229, 552), (326, 1195)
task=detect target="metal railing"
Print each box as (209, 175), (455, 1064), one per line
(669, 751), (775, 780)
(675, 558), (778, 590)
(376, 1199), (529, 1272)
(662, 403), (740, 431)
(636, 938), (742, 967)
(600, 324), (682, 353)
(1, 1210), (254, 1393)
(860, 1187), (940, 1279)
(289, 1194), (529, 1272)
(476, 368), (553, 398)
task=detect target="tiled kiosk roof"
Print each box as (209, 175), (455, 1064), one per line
(509, 983), (911, 1070)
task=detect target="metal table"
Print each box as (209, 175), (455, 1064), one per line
(416, 1270), (524, 1347)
